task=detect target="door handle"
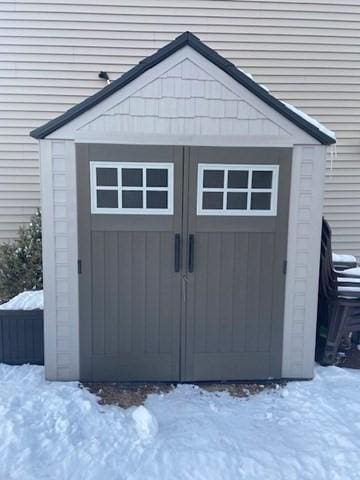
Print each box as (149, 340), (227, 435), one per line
(188, 234), (195, 273)
(174, 234), (181, 272)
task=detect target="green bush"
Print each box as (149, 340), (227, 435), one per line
(0, 210), (42, 302)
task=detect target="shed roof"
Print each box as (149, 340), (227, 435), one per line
(30, 32), (335, 145)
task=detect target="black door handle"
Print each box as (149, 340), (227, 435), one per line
(188, 234), (195, 273)
(174, 234), (181, 272)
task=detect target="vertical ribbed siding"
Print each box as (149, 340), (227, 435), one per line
(1, 0), (359, 252)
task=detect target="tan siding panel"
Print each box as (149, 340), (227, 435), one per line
(0, 0), (359, 251)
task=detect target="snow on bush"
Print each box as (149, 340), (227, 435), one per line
(0, 290), (43, 310)
(0, 364), (359, 479)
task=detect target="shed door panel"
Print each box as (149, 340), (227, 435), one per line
(78, 144), (291, 382)
(77, 144), (183, 381)
(182, 147), (291, 381)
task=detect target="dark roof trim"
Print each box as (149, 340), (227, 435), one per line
(30, 32), (335, 144)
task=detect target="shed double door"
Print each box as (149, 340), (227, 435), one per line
(77, 144), (291, 382)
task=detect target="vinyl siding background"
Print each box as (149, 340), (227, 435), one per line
(1, 0), (359, 254)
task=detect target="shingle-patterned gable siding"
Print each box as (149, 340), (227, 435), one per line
(78, 57), (290, 138)
(1, 0), (359, 252)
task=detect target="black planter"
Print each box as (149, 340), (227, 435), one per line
(0, 310), (44, 365)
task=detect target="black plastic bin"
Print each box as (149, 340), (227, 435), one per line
(0, 310), (44, 365)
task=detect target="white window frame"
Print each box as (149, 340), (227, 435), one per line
(90, 162), (174, 215)
(197, 164), (279, 216)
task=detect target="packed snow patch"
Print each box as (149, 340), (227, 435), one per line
(333, 253), (357, 264)
(132, 405), (159, 441)
(0, 364), (359, 479)
(0, 290), (43, 310)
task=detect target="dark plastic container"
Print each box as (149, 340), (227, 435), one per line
(0, 310), (44, 365)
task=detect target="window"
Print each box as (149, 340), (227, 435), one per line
(197, 164), (279, 216)
(91, 162), (174, 214)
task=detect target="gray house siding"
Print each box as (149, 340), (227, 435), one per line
(1, 0), (359, 251)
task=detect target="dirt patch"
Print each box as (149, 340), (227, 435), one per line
(84, 381), (286, 409)
(83, 383), (174, 408)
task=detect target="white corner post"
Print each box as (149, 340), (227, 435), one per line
(40, 139), (80, 380)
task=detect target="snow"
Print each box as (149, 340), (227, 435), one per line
(344, 266), (360, 275)
(238, 66), (254, 81)
(282, 101), (336, 140)
(235, 65), (336, 141)
(132, 405), (159, 441)
(0, 364), (359, 479)
(338, 275), (360, 296)
(259, 83), (270, 92)
(336, 267), (360, 297)
(0, 290), (43, 310)
(333, 253), (357, 264)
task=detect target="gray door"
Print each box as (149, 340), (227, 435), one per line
(77, 144), (291, 382)
(77, 144), (183, 381)
(182, 147), (291, 381)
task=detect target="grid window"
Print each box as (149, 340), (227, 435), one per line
(91, 162), (173, 214)
(197, 164), (278, 216)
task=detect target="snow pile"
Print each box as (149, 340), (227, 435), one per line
(333, 253), (357, 264)
(132, 405), (159, 441)
(0, 364), (359, 479)
(0, 290), (43, 310)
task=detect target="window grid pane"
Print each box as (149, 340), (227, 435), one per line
(197, 164), (278, 215)
(146, 191), (168, 209)
(250, 192), (272, 210)
(92, 162), (173, 214)
(122, 190), (143, 208)
(203, 170), (224, 188)
(97, 190), (118, 208)
(252, 170), (273, 189)
(203, 192), (223, 210)
(228, 170), (249, 189)
(122, 168), (143, 187)
(96, 167), (118, 187)
(227, 192), (248, 210)
(146, 168), (168, 188)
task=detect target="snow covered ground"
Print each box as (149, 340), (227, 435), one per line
(0, 364), (359, 480)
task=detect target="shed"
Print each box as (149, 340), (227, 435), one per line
(31, 32), (335, 382)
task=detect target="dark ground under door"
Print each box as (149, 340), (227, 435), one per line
(77, 144), (291, 382)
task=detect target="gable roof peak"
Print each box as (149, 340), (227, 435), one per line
(30, 31), (335, 144)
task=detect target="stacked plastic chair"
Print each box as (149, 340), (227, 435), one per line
(317, 218), (360, 364)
